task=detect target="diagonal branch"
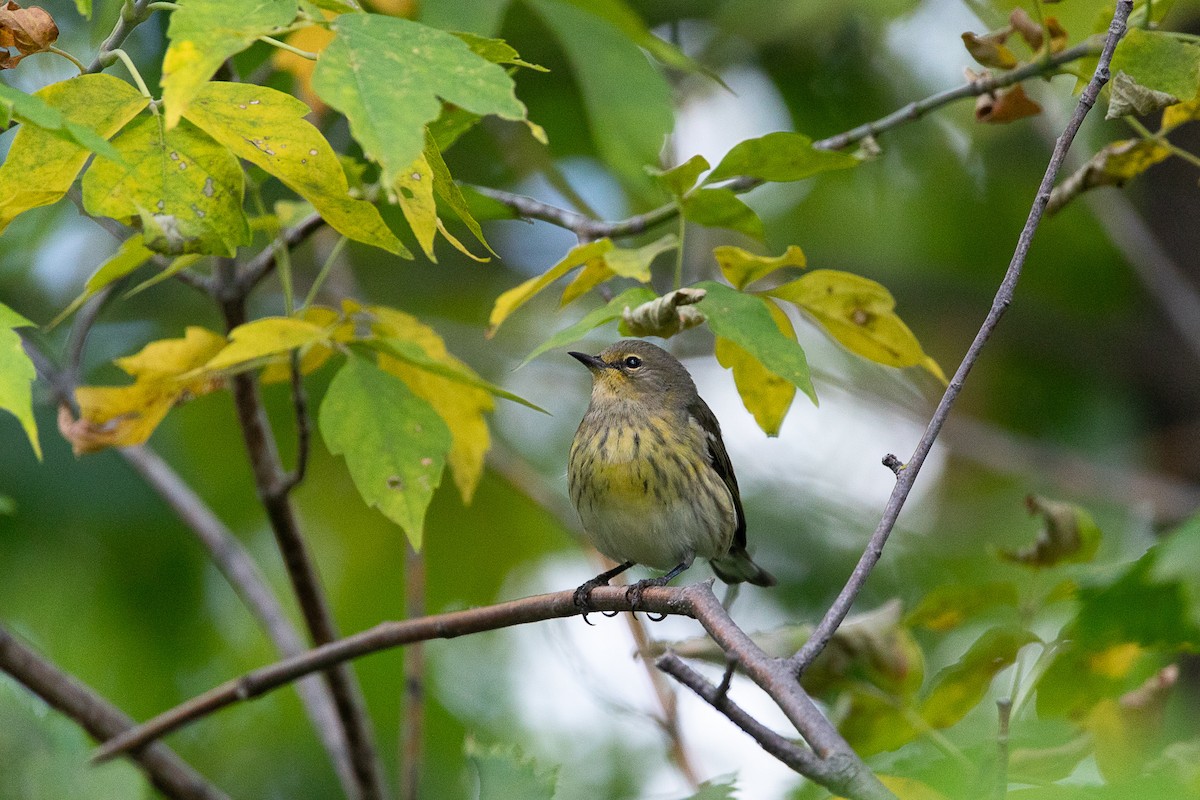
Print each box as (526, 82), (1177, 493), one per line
(218, 284), (385, 800)
(787, 0), (1133, 677)
(0, 625), (231, 800)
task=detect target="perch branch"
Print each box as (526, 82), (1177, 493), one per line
(0, 626), (230, 800)
(93, 583), (893, 800)
(787, 0), (1132, 676)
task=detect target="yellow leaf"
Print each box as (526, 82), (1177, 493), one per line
(260, 305), (354, 383)
(714, 244), (806, 290)
(0, 75), (148, 233)
(560, 233), (677, 305)
(1088, 642), (1144, 680)
(770, 269), (945, 381)
(1087, 665), (1178, 783)
(394, 150), (438, 261)
(369, 306), (493, 502)
(203, 317), (332, 373)
(182, 82), (405, 255)
(488, 238), (613, 335)
(962, 30), (1018, 69)
(67, 327), (228, 454)
(1162, 95), (1200, 132)
(714, 300), (796, 436)
(271, 24), (335, 114)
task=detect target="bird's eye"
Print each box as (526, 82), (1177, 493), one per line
(623, 355), (643, 369)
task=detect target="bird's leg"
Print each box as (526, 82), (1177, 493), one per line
(573, 561), (635, 624)
(626, 560), (691, 619)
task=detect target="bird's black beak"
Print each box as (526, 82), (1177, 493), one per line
(568, 351), (608, 372)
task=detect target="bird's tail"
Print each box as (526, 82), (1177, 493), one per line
(711, 546), (776, 587)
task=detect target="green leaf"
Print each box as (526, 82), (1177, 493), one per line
(921, 626), (1039, 729)
(362, 340), (547, 414)
(1108, 71), (1181, 119)
(466, 739), (558, 800)
(319, 355), (451, 548)
(454, 31), (547, 72)
(425, 131), (496, 257)
(707, 131), (858, 184)
(648, 154), (710, 197)
(906, 582), (1020, 632)
(714, 244), (806, 290)
(527, 0), (673, 186)
(768, 269), (946, 381)
(182, 81), (406, 255)
(74, 0), (93, 18)
(714, 299), (797, 436)
(0, 75), (147, 233)
(1000, 495), (1103, 568)
(683, 777), (738, 800)
(160, 0), (298, 129)
(519, 286), (657, 367)
(49, 235), (155, 329)
(312, 13), (538, 187)
(694, 281), (817, 405)
(1111, 27), (1200, 102)
(682, 188), (764, 239)
(0, 303), (40, 460)
(487, 239), (614, 334)
(81, 114), (249, 256)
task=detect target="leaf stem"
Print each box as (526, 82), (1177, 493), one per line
(47, 45), (87, 74)
(259, 35), (318, 61)
(303, 235), (349, 309)
(103, 48), (153, 99)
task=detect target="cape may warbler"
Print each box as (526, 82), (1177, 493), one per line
(568, 340), (775, 610)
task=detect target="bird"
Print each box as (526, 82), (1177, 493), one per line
(567, 339), (776, 615)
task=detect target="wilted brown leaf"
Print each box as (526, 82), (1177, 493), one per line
(976, 83), (1042, 124)
(1046, 17), (1068, 53)
(999, 495), (1102, 568)
(1009, 8), (1042, 51)
(0, 1), (58, 69)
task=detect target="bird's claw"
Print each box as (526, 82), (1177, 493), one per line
(625, 577), (669, 620)
(573, 579), (609, 625)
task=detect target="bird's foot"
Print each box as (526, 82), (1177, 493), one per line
(572, 578), (620, 625)
(625, 576), (671, 621)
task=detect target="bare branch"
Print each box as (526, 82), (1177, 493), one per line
(92, 583), (894, 799)
(235, 211), (327, 296)
(280, 351), (312, 492)
(788, 0), (1134, 677)
(218, 288), (385, 800)
(0, 625), (231, 800)
(656, 652), (824, 777)
(470, 40), (1103, 241)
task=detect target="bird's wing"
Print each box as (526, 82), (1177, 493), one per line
(688, 396), (747, 550)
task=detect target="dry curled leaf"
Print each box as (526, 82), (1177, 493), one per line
(976, 83), (1042, 124)
(1009, 7), (1042, 51)
(621, 287), (706, 338)
(998, 494), (1102, 568)
(1047, 138), (1172, 215)
(0, 1), (58, 69)
(962, 30), (1018, 69)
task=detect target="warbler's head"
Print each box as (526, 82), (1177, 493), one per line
(569, 339), (696, 404)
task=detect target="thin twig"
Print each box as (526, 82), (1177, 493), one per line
(994, 698), (1012, 800)
(469, 39), (1103, 241)
(236, 211), (327, 296)
(656, 652), (823, 777)
(281, 350), (311, 491)
(0, 626), (231, 800)
(788, 0), (1133, 677)
(218, 283), (386, 800)
(91, 583), (893, 799)
(399, 543), (425, 800)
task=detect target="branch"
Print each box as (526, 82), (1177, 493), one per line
(235, 211), (327, 296)
(92, 583), (894, 799)
(656, 652), (824, 777)
(470, 39), (1103, 240)
(787, 0), (1133, 677)
(85, 0), (154, 74)
(399, 544), (425, 800)
(0, 626), (230, 800)
(217, 286), (386, 800)
(118, 444), (361, 799)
